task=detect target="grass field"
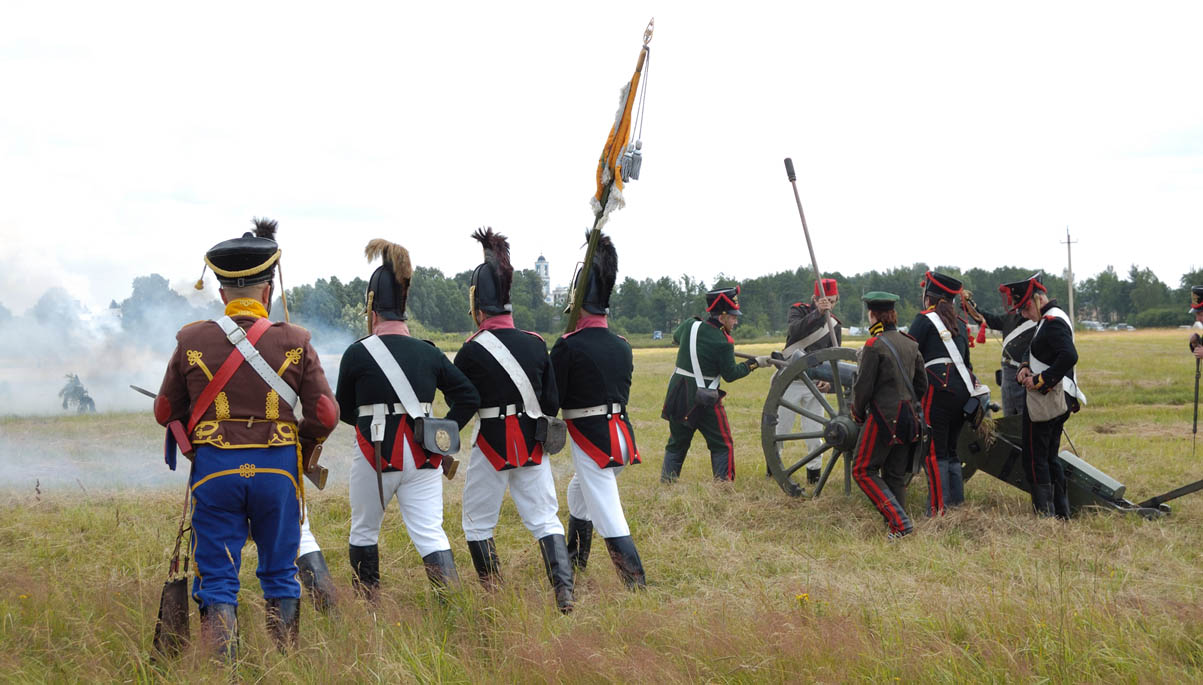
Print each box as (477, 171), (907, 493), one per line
(2, 329), (1202, 683)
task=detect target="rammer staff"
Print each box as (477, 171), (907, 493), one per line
(783, 158), (838, 350)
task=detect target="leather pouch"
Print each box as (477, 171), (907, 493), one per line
(413, 416), (461, 456)
(535, 416), (568, 454)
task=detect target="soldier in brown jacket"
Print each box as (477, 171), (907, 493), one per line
(850, 292), (928, 538)
(155, 219), (339, 658)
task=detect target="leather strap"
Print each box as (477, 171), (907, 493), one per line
(187, 317), (272, 433)
(562, 403), (624, 420)
(474, 331), (545, 419)
(216, 316), (299, 409)
(361, 335), (429, 419)
(688, 321), (720, 390)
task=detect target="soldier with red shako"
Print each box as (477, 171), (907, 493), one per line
(155, 218), (339, 658)
(550, 233), (646, 589)
(336, 239), (480, 600)
(455, 228), (574, 613)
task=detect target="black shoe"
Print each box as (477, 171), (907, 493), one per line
(265, 598), (300, 652)
(467, 538), (502, 590)
(422, 549), (461, 593)
(566, 516), (594, 571)
(806, 468), (820, 485)
(198, 602), (238, 661)
(1032, 484), (1055, 517)
(348, 544), (380, 601)
(296, 550), (337, 612)
(538, 534), (575, 614)
(603, 536), (646, 590)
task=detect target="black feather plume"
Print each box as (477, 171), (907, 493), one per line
(592, 232), (619, 297)
(252, 217), (278, 241)
(471, 227), (512, 297)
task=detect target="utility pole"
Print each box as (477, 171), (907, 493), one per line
(1061, 226), (1077, 323)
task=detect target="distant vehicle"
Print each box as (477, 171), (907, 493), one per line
(1080, 320), (1106, 332)
(1110, 323), (1135, 331)
(652, 330), (662, 340)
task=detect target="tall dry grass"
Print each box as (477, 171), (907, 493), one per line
(1, 329), (1202, 682)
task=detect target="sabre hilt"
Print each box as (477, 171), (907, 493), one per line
(784, 157), (796, 182)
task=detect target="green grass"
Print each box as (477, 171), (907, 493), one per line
(2, 329), (1203, 682)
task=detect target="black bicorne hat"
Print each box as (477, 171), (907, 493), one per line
(469, 227), (513, 316)
(921, 270), (962, 300)
(574, 232), (619, 315)
(364, 239), (413, 321)
(201, 218), (281, 288)
(1188, 286), (1203, 314)
(999, 272), (1047, 312)
(706, 285), (742, 317)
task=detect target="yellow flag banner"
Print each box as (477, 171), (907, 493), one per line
(592, 20), (652, 223)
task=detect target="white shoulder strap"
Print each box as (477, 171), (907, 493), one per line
(1030, 308), (1087, 404)
(1001, 319), (1036, 350)
(689, 321), (720, 390)
(784, 318), (836, 357)
(924, 312), (987, 397)
(216, 316), (299, 410)
(474, 330), (545, 418)
(361, 335), (428, 418)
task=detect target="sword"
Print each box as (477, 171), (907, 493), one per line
(372, 442), (387, 510)
(130, 384), (157, 399)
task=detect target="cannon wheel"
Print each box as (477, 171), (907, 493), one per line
(760, 347), (860, 497)
(760, 347), (924, 497)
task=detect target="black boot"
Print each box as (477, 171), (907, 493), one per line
(807, 468), (821, 485)
(421, 549), (461, 593)
(199, 602), (238, 661)
(538, 534), (575, 614)
(566, 516), (594, 571)
(603, 536), (646, 590)
(661, 451), (686, 483)
(467, 538), (501, 590)
(265, 598), (300, 652)
(348, 544), (380, 601)
(296, 550), (337, 612)
(1032, 484), (1055, 517)
(1053, 481), (1071, 520)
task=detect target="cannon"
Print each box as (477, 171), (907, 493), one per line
(757, 348), (1203, 517)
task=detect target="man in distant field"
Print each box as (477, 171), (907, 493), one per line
(774, 278), (841, 485)
(155, 218), (339, 658)
(660, 286), (769, 482)
(1187, 286), (1203, 359)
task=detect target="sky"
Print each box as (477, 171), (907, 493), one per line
(2, 1), (1201, 314)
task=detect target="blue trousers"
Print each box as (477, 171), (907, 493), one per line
(190, 445), (301, 608)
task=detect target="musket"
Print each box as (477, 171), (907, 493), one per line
(564, 19), (653, 333)
(130, 384), (329, 489)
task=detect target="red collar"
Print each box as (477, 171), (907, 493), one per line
(468, 313), (515, 341)
(373, 320), (410, 337)
(563, 313), (608, 337)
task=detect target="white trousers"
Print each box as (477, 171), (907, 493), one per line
(298, 515), (320, 557)
(461, 445), (564, 542)
(348, 436), (450, 558)
(777, 380), (824, 472)
(565, 433), (631, 539)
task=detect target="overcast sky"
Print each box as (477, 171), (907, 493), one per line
(2, 1), (1201, 313)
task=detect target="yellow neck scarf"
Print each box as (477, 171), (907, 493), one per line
(225, 298), (269, 319)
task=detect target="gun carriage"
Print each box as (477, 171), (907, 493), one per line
(756, 348), (1203, 517)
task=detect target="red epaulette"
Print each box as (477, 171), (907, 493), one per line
(522, 329), (545, 342)
(864, 336), (877, 347)
(791, 302), (804, 308)
(901, 331), (918, 342)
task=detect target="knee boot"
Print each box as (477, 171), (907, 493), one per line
(348, 544), (380, 601)
(421, 549), (461, 592)
(265, 598), (299, 652)
(661, 451), (686, 483)
(1032, 484), (1055, 517)
(467, 538), (502, 590)
(296, 550), (337, 612)
(199, 602), (238, 661)
(603, 536), (647, 590)
(1053, 481), (1071, 520)
(537, 534), (575, 614)
(566, 516), (594, 571)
